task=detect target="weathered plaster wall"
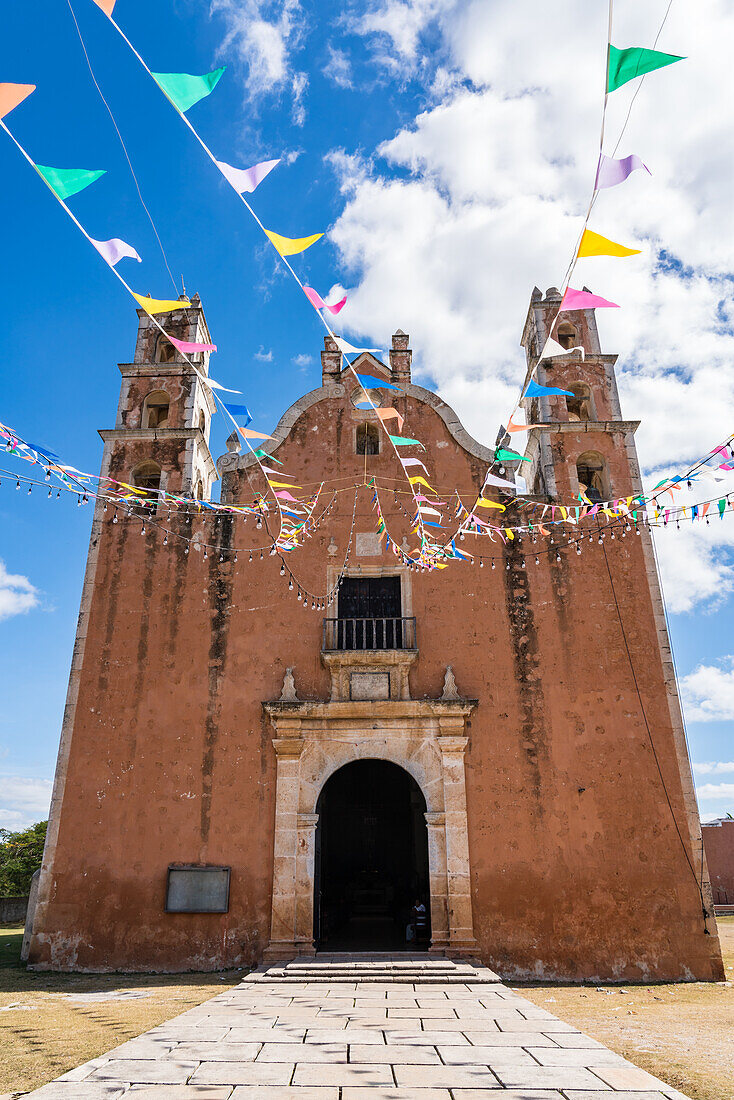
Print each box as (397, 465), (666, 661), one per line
(703, 820), (734, 904)
(28, 379), (723, 980)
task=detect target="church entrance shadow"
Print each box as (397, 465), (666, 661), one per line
(314, 759), (431, 952)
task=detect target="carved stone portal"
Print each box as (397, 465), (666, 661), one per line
(262, 694), (478, 961)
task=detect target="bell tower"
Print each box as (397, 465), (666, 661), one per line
(519, 286), (641, 504)
(99, 294), (218, 502)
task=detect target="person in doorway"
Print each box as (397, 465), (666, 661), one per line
(411, 898), (428, 944)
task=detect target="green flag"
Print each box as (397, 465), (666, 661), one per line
(36, 165), (106, 200)
(152, 67), (225, 113)
(389, 435), (425, 449)
(607, 46), (684, 93)
(495, 448), (530, 463)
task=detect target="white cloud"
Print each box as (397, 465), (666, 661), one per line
(0, 775), (52, 830)
(0, 560), (39, 622)
(353, 0), (455, 64)
(694, 762), (734, 775)
(254, 346), (274, 362)
(292, 353), (313, 368)
(323, 44), (353, 89)
(696, 782), (734, 801)
(211, 0), (308, 113)
(681, 657), (734, 721)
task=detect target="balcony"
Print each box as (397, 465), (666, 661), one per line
(322, 616), (417, 653)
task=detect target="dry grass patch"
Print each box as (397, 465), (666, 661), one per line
(520, 915), (734, 1100)
(0, 924), (241, 1094)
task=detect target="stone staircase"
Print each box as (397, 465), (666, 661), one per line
(246, 953), (501, 984)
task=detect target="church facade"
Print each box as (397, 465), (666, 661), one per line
(26, 290), (723, 981)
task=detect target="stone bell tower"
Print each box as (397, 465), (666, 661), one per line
(519, 286), (642, 505)
(99, 294), (218, 501)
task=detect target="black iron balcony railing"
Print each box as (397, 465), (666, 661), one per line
(322, 616), (417, 652)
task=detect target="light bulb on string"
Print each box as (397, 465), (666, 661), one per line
(113, 513), (118, 524)
(280, 562), (286, 576)
(141, 525), (146, 535)
(15, 479), (19, 490)
(163, 534), (168, 546)
(491, 560), (496, 570)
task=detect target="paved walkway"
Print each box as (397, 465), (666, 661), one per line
(20, 956), (691, 1100)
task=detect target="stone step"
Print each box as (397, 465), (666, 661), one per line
(244, 958), (501, 985)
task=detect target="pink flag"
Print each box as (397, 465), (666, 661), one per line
(168, 335), (217, 354)
(275, 490), (298, 502)
(303, 285), (347, 315)
(561, 287), (620, 311)
(595, 153), (650, 191)
(216, 158), (280, 194)
(90, 236), (141, 266)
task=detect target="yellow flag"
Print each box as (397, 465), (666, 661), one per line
(578, 229), (641, 258)
(409, 475), (435, 492)
(264, 228), (323, 256)
(132, 292), (191, 315)
(476, 498), (506, 512)
(267, 480), (302, 489)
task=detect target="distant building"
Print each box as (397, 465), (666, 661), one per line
(25, 289), (723, 981)
(702, 817), (734, 907)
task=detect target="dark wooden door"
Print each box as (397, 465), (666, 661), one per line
(337, 577), (402, 648)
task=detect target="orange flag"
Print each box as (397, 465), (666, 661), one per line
(507, 414), (528, 433)
(376, 407), (404, 432)
(92, 0), (117, 14)
(238, 426), (273, 441)
(0, 83), (35, 120)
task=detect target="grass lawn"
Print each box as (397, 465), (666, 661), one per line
(0, 924), (241, 1094)
(521, 915), (734, 1100)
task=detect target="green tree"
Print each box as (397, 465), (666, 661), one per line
(0, 820), (47, 896)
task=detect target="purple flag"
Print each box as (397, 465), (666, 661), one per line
(90, 236), (141, 266)
(216, 158), (280, 194)
(561, 287), (620, 311)
(595, 153), (650, 191)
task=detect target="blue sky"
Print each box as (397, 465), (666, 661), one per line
(0, 0), (732, 828)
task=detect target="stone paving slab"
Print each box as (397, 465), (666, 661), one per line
(18, 958), (692, 1099)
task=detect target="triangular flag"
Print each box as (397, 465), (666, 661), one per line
(484, 472), (517, 490)
(264, 228), (323, 256)
(91, 0), (116, 13)
(560, 287), (620, 311)
(152, 68), (225, 113)
(354, 372), (399, 390)
(168, 335), (217, 354)
(495, 449), (530, 463)
(525, 379), (574, 398)
(0, 83), (35, 120)
(223, 403), (252, 425)
(476, 498), (506, 511)
(607, 46), (684, 93)
(507, 414), (528, 433)
(595, 153), (650, 190)
(409, 476), (435, 492)
(216, 157), (279, 194)
(578, 228), (640, 259)
(303, 286), (347, 315)
(90, 236), (141, 266)
(376, 407), (404, 431)
(207, 378), (242, 394)
(541, 336), (584, 360)
(254, 448), (280, 462)
(36, 165), (105, 200)
(389, 435), (424, 449)
(132, 292), (191, 315)
(239, 426), (273, 441)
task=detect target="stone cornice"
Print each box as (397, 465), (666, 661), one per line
(530, 420), (640, 434)
(263, 699), (478, 722)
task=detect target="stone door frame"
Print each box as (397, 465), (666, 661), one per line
(262, 698), (477, 960)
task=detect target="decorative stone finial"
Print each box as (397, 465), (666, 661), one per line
(226, 430), (242, 454)
(279, 668), (298, 702)
(441, 665), (461, 700)
(327, 537), (338, 556)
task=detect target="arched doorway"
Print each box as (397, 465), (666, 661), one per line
(314, 760), (431, 951)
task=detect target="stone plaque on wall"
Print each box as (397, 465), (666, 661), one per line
(166, 866), (230, 913)
(355, 532), (382, 557)
(350, 671), (390, 700)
